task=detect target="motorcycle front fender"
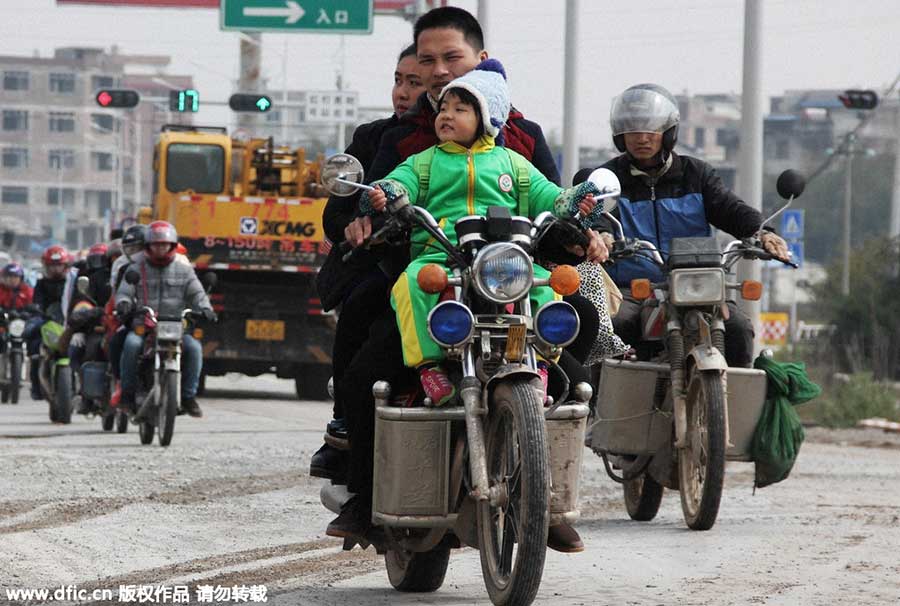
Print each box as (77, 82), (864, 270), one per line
(483, 363), (540, 399)
(686, 344), (727, 372)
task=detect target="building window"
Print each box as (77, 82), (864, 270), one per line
(49, 72), (76, 94)
(2, 110), (28, 131)
(322, 108), (330, 117)
(310, 107), (317, 117)
(86, 189), (114, 216)
(297, 109), (306, 122)
(3, 70), (29, 91)
(323, 96), (331, 105)
(345, 108), (355, 117)
(347, 97), (355, 105)
(694, 127), (706, 148)
(90, 113), (115, 132)
(91, 74), (115, 90)
(49, 112), (76, 133)
(47, 187), (76, 208)
(49, 149), (75, 170)
(775, 139), (790, 160)
(333, 109), (341, 117)
(2, 186), (28, 205)
(310, 95), (318, 104)
(1, 147), (29, 169)
(335, 96), (342, 105)
(266, 110), (282, 124)
(91, 151), (114, 171)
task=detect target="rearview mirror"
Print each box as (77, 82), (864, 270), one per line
(125, 269), (141, 286)
(586, 168), (621, 213)
(321, 153), (365, 197)
(200, 271), (217, 292)
(76, 275), (90, 296)
(776, 169), (805, 200)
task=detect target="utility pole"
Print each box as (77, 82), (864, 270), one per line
(238, 32), (262, 131)
(841, 134), (855, 295)
(890, 103), (900, 239)
(561, 0), (580, 185)
(737, 0), (764, 350)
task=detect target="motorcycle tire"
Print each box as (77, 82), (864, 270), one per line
(678, 368), (726, 531)
(385, 543), (451, 593)
(54, 367), (73, 425)
(477, 378), (549, 606)
(116, 409), (129, 433)
(9, 350), (22, 404)
(139, 421), (154, 445)
(624, 473), (664, 521)
(101, 411), (115, 431)
(157, 370), (178, 447)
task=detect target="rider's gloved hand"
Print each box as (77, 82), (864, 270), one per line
(115, 300), (132, 318)
(359, 180), (406, 216)
(201, 308), (218, 323)
(556, 181), (604, 229)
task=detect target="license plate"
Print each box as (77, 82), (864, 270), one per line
(245, 319), (285, 341)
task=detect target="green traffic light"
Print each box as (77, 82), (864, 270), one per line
(256, 97), (271, 111)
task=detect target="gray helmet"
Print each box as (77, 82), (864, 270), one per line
(121, 224), (147, 259)
(610, 83), (680, 153)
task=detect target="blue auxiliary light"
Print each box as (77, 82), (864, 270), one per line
(428, 301), (474, 347)
(535, 301), (579, 347)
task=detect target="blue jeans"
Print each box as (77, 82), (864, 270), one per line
(120, 331), (203, 400)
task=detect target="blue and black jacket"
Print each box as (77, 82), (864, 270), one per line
(588, 153), (765, 288)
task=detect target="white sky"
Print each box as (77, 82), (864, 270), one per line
(2, 0), (898, 146)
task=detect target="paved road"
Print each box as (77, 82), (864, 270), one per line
(2, 375), (899, 605)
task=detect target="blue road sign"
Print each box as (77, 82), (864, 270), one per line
(780, 209), (804, 240)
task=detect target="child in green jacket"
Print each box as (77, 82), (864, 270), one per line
(361, 59), (602, 406)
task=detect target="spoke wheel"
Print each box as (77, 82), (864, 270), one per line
(477, 379), (549, 606)
(157, 371), (178, 447)
(624, 473), (664, 521)
(678, 368), (726, 530)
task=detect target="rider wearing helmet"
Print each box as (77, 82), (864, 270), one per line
(0, 263), (32, 310)
(114, 221), (215, 418)
(575, 83), (790, 367)
(25, 246), (71, 399)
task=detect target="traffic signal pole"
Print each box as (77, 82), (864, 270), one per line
(842, 134), (855, 295)
(239, 31), (263, 131)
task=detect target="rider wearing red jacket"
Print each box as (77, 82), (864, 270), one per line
(0, 263), (33, 310)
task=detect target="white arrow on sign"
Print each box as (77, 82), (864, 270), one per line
(243, 1), (305, 24)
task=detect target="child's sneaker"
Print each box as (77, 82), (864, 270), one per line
(110, 381), (122, 407)
(419, 365), (456, 407)
(537, 361), (550, 405)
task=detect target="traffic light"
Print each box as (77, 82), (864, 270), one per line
(229, 93), (273, 113)
(95, 89), (140, 108)
(838, 89), (878, 110)
(169, 89), (200, 113)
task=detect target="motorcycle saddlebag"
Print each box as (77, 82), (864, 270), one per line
(81, 361), (109, 400)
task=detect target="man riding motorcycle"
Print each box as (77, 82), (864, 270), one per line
(115, 221), (215, 419)
(25, 246), (70, 400)
(576, 83), (790, 367)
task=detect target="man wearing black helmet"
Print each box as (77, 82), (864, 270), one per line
(576, 83), (789, 367)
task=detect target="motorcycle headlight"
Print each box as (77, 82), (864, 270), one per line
(670, 268), (726, 305)
(8, 319), (26, 338)
(534, 301), (580, 347)
(428, 301), (474, 347)
(156, 320), (184, 342)
(472, 242), (533, 304)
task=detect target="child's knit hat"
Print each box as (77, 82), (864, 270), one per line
(439, 58), (510, 139)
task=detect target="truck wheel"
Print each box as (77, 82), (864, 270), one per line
(294, 365), (331, 401)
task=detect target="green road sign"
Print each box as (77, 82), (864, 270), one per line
(220, 0), (373, 33)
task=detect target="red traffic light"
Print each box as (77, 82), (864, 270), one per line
(95, 89), (140, 108)
(838, 89), (878, 110)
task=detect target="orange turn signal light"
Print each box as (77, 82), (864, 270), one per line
(630, 279), (652, 300)
(134, 325), (146, 336)
(417, 263), (449, 294)
(193, 328), (204, 339)
(549, 264), (581, 296)
(741, 280), (763, 301)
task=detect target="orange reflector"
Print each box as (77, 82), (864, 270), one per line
(417, 263), (449, 294)
(630, 279), (652, 300)
(549, 264), (580, 296)
(134, 325), (146, 336)
(193, 328), (204, 339)
(741, 280), (763, 301)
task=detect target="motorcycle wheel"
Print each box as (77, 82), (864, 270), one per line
(678, 368), (726, 531)
(624, 473), (664, 521)
(157, 371), (178, 447)
(54, 367), (73, 425)
(116, 409), (129, 433)
(385, 543), (451, 593)
(9, 350), (22, 404)
(101, 409), (115, 431)
(477, 378), (549, 606)
(139, 421), (154, 445)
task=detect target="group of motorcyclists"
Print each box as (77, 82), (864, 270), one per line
(310, 5), (792, 557)
(0, 220), (214, 426)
